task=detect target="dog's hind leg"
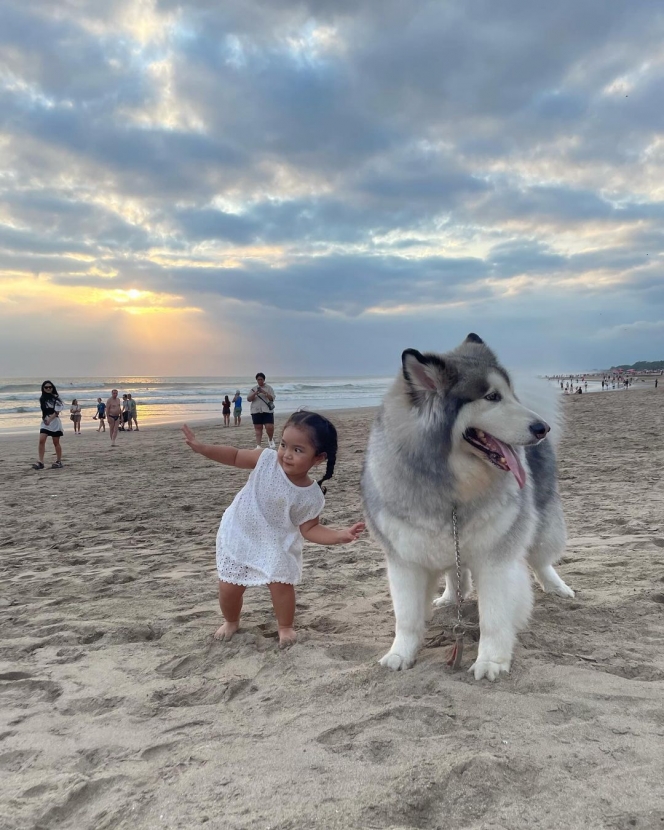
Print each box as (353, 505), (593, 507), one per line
(528, 502), (574, 598)
(380, 558), (429, 671)
(425, 570), (442, 621)
(472, 559), (533, 681)
(433, 567), (473, 607)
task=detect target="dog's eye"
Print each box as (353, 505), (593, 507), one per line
(484, 391), (502, 402)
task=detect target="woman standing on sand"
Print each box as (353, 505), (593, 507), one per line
(222, 395), (231, 427)
(70, 399), (82, 435)
(33, 380), (64, 470)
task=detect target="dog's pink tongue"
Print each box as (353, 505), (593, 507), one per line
(493, 438), (527, 489)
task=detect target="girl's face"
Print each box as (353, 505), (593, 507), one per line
(278, 425), (326, 479)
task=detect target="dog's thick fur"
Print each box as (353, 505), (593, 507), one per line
(361, 334), (573, 681)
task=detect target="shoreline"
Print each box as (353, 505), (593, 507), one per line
(0, 404), (382, 441)
(1, 405), (381, 449)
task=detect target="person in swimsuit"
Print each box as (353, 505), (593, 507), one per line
(106, 389), (122, 447)
(96, 398), (106, 432)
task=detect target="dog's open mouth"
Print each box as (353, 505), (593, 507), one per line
(463, 428), (527, 489)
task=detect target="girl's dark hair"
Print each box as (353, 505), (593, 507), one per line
(39, 380), (62, 418)
(284, 410), (338, 493)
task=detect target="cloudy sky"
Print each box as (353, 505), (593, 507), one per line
(1, 0), (663, 378)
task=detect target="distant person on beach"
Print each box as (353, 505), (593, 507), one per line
(248, 373), (276, 449)
(33, 380), (64, 470)
(656, 378), (659, 389)
(222, 395), (231, 427)
(181, 411), (365, 648)
(121, 394), (131, 431)
(70, 399), (82, 434)
(106, 389), (122, 447)
(95, 397), (106, 432)
(232, 390), (242, 426)
(128, 393), (138, 430)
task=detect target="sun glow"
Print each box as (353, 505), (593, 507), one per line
(78, 287), (202, 315)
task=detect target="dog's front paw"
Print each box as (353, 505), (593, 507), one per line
(470, 657), (511, 681)
(379, 651), (415, 671)
(551, 582), (575, 599)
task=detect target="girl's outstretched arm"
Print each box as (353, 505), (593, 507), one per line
(182, 424), (262, 469)
(300, 518), (365, 545)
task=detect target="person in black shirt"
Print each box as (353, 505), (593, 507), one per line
(33, 380), (64, 469)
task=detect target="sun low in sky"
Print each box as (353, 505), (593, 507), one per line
(1, 0), (663, 377)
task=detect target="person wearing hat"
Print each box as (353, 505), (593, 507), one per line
(232, 389), (243, 426)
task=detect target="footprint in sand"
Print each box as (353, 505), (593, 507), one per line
(151, 677), (254, 708)
(140, 742), (180, 761)
(324, 643), (380, 662)
(316, 704), (454, 760)
(156, 654), (206, 679)
(0, 749), (40, 772)
(59, 696), (126, 716)
(0, 678), (63, 706)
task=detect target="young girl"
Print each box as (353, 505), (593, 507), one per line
(182, 411), (365, 647)
(33, 380), (64, 469)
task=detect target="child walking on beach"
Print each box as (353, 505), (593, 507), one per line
(182, 411), (365, 647)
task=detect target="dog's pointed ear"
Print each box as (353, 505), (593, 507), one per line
(402, 349), (457, 395)
(464, 332), (484, 345)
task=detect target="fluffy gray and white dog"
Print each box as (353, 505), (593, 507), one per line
(361, 333), (573, 681)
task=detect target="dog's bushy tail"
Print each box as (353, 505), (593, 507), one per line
(514, 375), (564, 449)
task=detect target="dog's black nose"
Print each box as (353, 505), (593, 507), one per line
(529, 421), (550, 440)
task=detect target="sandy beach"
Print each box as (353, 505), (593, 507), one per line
(2, 389), (663, 830)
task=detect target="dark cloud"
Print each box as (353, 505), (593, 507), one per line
(132, 253), (490, 315)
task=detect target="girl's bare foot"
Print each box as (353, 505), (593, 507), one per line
(214, 621), (239, 641)
(278, 626), (297, 649)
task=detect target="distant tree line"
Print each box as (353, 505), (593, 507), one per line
(612, 360), (664, 371)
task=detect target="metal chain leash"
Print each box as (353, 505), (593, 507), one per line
(447, 505), (465, 669)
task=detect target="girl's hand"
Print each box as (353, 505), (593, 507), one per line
(337, 522), (366, 543)
(182, 424), (204, 453)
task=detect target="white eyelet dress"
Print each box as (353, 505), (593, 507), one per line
(216, 450), (325, 586)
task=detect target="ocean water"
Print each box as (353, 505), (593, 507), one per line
(0, 376), (393, 434)
(2, 374), (632, 436)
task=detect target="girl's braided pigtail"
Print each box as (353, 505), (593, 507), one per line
(317, 441), (336, 494)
